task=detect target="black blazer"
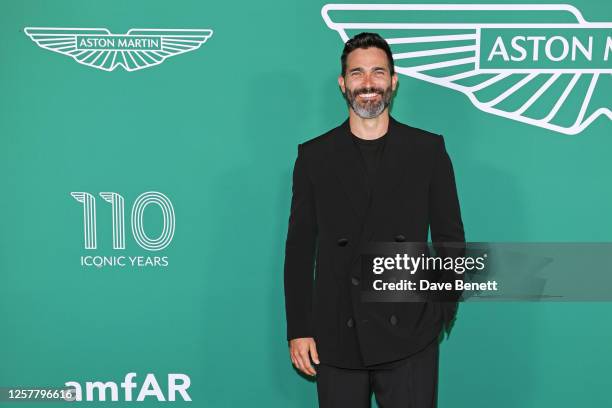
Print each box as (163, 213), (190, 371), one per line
(283, 115), (465, 368)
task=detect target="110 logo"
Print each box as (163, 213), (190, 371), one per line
(71, 191), (175, 251)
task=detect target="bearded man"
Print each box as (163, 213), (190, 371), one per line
(283, 32), (465, 407)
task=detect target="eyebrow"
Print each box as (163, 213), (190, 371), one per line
(349, 66), (388, 73)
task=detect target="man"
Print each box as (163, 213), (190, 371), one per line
(283, 32), (465, 407)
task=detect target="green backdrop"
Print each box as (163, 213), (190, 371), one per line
(1, 0), (611, 406)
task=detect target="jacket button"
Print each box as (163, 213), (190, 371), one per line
(389, 314), (398, 326)
(337, 238), (349, 247)
(351, 277), (360, 286)
(347, 318), (354, 328)
(394, 234), (406, 242)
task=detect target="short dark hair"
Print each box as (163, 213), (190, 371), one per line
(340, 32), (395, 77)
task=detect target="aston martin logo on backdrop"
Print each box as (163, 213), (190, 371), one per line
(24, 27), (213, 72)
(322, 4), (611, 134)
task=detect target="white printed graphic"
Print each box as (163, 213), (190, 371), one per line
(24, 28), (213, 72)
(322, 4), (612, 134)
(100, 192), (126, 250)
(70, 192), (97, 249)
(72, 191), (175, 251)
(131, 192), (176, 251)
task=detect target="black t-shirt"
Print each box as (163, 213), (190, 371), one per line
(351, 132), (387, 194)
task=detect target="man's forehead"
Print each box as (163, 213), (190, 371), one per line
(346, 47), (390, 69)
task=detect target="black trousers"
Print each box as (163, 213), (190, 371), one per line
(315, 340), (439, 408)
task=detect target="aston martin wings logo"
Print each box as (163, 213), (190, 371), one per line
(24, 27), (213, 72)
(322, 4), (611, 134)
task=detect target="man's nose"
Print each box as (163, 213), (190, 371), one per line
(362, 73), (374, 87)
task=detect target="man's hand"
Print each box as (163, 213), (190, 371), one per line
(289, 337), (320, 376)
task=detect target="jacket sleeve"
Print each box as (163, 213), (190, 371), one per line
(428, 135), (465, 332)
(283, 143), (318, 341)
(429, 135), (464, 244)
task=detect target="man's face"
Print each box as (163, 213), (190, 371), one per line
(339, 47), (398, 119)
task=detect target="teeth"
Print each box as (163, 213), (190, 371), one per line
(360, 93), (378, 98)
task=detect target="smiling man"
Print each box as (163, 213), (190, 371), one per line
(283, 32), (465, 407)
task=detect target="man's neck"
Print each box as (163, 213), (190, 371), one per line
(349, 109), (389, 140)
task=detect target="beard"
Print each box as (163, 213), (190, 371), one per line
(343, 84), (393, 119)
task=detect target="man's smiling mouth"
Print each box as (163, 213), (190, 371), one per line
(359, 93), (380, 100)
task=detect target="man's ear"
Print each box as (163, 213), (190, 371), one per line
(338, 75), (346, 93)
(392, 72), (398, 91)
